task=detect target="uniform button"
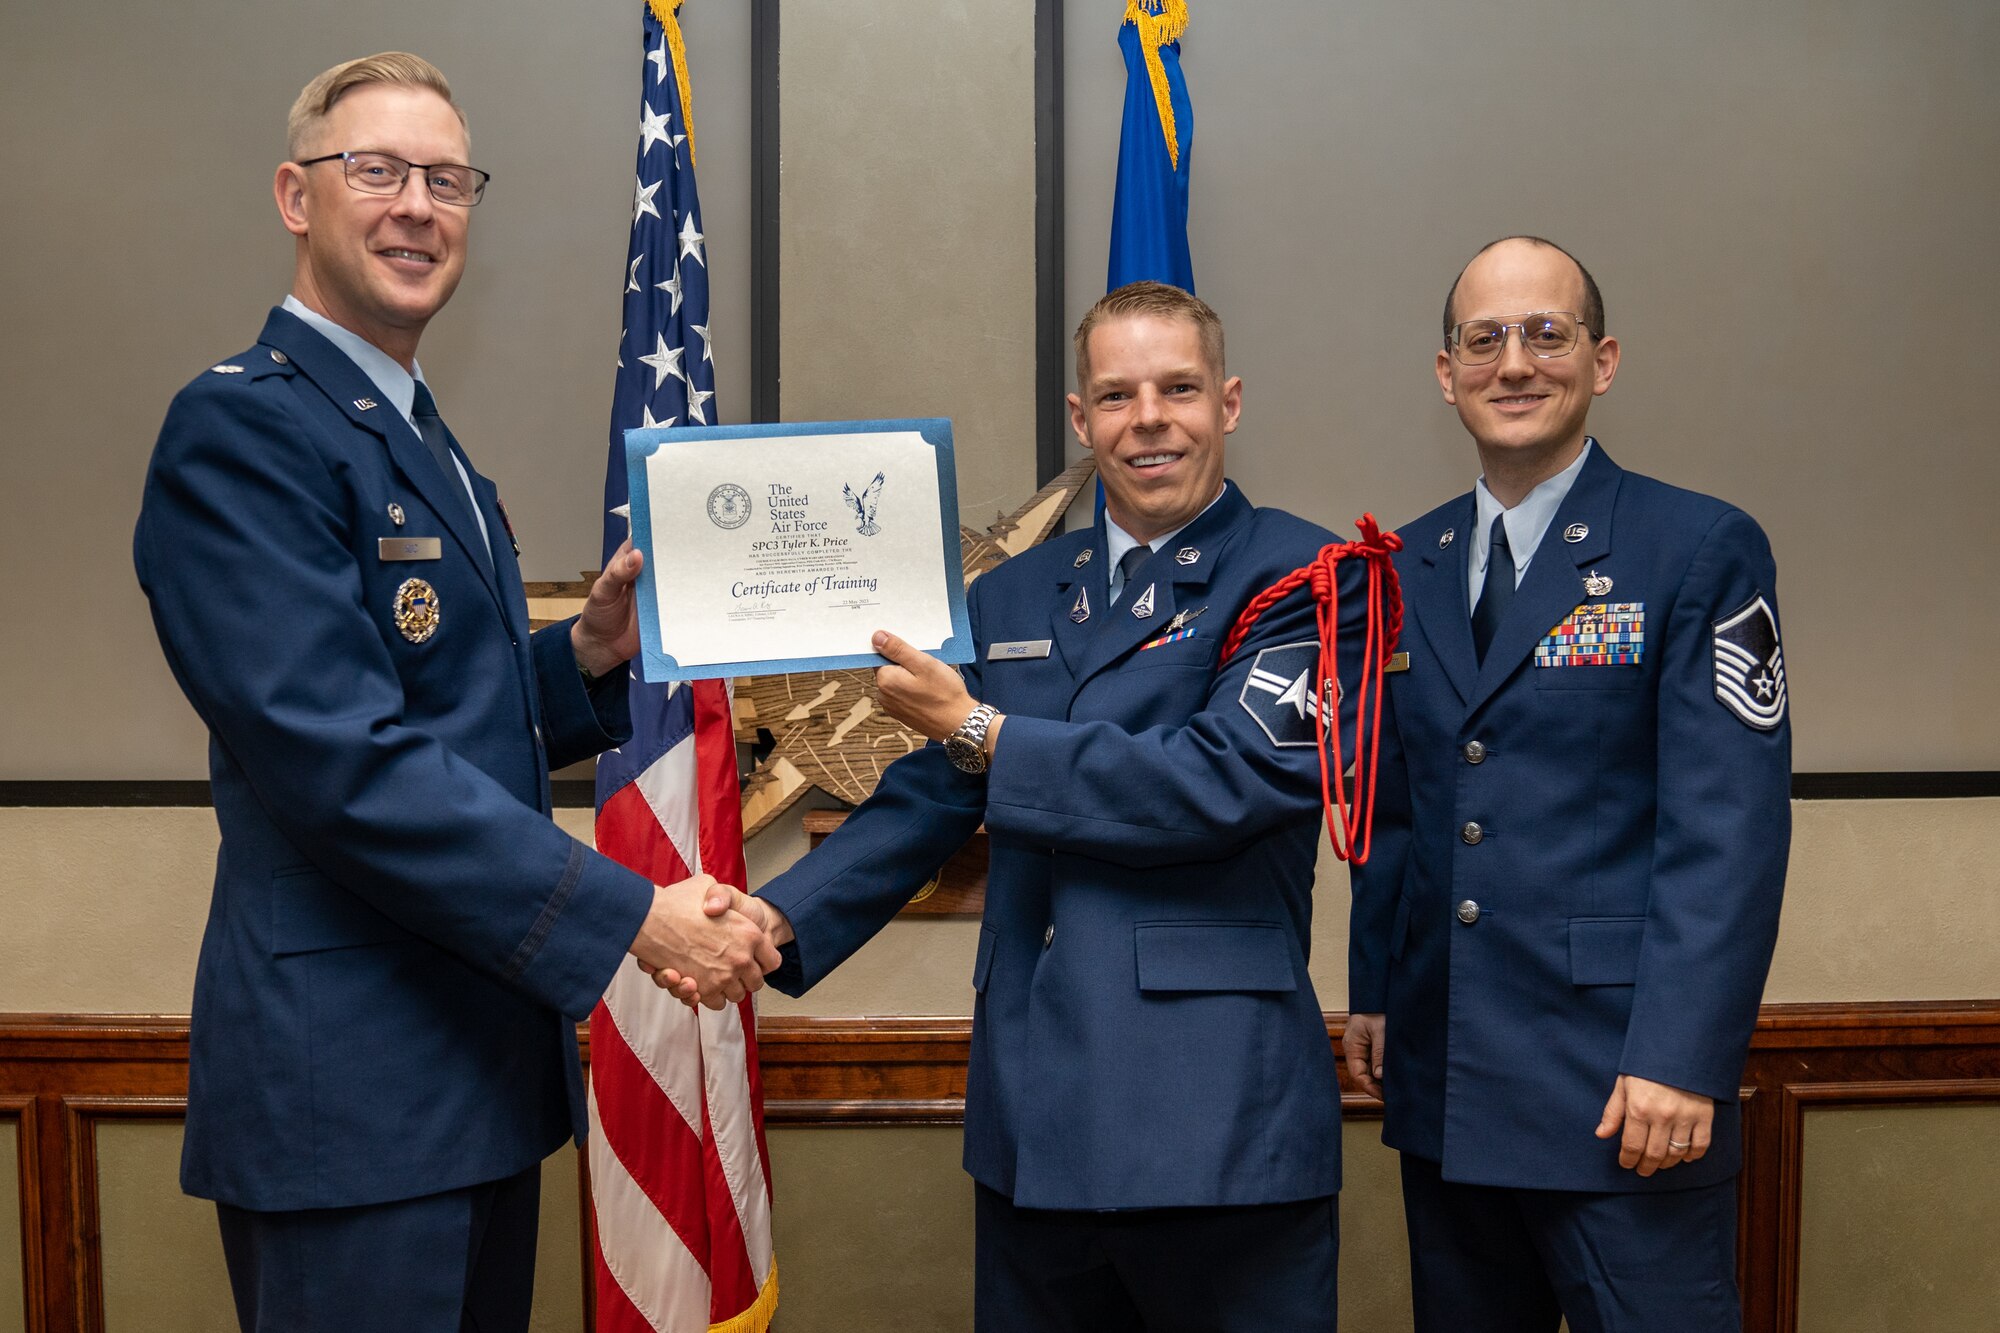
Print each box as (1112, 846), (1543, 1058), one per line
(1043, 924), (1055, 948)
(1456, 899), (1481, 925)
(269, 349), (288, 364)
(1463, 740), (1487, 764)
(1460, 821), (1484, 845)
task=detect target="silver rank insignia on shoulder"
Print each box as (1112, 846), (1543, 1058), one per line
(1069, 587), (1091, 623)
(354, 397), (378, 411)
(387, 503), (406, 527)
(1073, 549), (1093, 568)
(1584, 570), (1613, 597)
(1564, 522), (1589, 543)
(1129, 582), (1157, 620)
(1175, 546), (1200, 565)
(392, 578), (440, 644)
(209, 364), (243, 374)
(1438, 529), (1455, 549)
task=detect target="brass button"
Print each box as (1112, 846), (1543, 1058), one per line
(1043, 924), (1055, 948)
(1460, 821), (1484, 845)
(1456, 900), (1481, 925)
(1463, 740), (1487, 764)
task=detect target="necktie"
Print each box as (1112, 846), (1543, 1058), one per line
(1111, 545), (1150, 607)
(410, 381), (490, 569)
(1470, 513), (1515, 663)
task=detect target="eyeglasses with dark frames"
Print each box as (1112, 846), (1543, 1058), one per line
(1446, 311), (1595, 365)
(298, 151), (491, 207)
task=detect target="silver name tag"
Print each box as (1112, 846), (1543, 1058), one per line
(988, 639), (1053, 661)
(378, 537), (442, 561)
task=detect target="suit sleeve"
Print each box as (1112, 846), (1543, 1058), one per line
(1347, 655), (1413, 1014)
(983, 552), (1368, 868)
(1619, 508), (1791, 1100)
(134, 382), (653, 1020)
(755, 579), (993, 994)
(533, 619), (634, 773)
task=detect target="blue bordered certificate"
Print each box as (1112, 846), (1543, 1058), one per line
(625, 418), (974, 682)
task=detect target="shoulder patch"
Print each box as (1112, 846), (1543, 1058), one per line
(1238, 641), (1330, 747)
(1713, 595), (1786, 730)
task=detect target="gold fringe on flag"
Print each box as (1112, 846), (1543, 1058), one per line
(1122, 0), (1190, 169)
(647, 0), (699, 166)
(708, 1260), (779, 1333)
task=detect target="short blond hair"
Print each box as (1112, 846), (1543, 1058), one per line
(287, 52), (465, 159)
(1073, 281), (1226, 389)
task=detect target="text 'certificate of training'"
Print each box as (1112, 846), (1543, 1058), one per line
(625, 417), (974, 682)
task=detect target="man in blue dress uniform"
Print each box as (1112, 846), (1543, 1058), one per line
(132, 53), (777, 1333)
(1344, 237), (1792, 1331)
(683, 282), (1365, 1330)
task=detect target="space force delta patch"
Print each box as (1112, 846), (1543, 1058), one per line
(1239, 641), (1334, 747)
(1713, 595), (1787, 730)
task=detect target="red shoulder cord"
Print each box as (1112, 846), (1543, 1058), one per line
(1218, 515), (1404, 864)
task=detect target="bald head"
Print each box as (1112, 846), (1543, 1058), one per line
(1443, 236), (1604, 343)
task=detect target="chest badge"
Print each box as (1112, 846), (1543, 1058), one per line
(387, 503), (406, 527)
(1073, 549), (1093, 568)
(1129, 582), (1157, 620)
(1175, 546), (1200, 566)
(1563, 522), (1589, 543)
(392, 578), (441, 644)
(1164, 605), (1207, 634)
(1438, 529), (1455, 550)
(1584, 570), (1613, 597)
(1069, 587), (1091, 624)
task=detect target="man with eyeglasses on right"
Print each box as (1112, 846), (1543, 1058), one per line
(1343, 236), (1792, 1332)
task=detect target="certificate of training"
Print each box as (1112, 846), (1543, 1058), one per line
(625, 417), (974, 682)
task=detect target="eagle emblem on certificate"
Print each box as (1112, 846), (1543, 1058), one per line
(392, 578), (440, 644)
(843, 472), (885, 536)
(706, 483), (752, 530)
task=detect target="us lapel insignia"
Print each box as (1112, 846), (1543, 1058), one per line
(1438, 529), (1455, 549)
(387, 503), (406, 527)
(1584, 570), (1613, 597)
(1175, 546), (1200, 565)
(1069, 587), (1091, 623)
(1129, 582), (1157, 620)
(1563, 522), (1589, 543)
(1073, 549), (1093, 568)
(392, 578), (441, 644)
(353, 397), (378, 411)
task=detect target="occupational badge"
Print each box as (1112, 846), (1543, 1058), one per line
(1238, 641), (1329, 747)
(1712, 595), (1786, 730)
(392, 578), (441, 644)
(209, 364), (243, 374)
(387, 503), (406, 527)
(1163, 605), (1207, 635)
(1069, 587), (1090, 624)
(1583, 570), (1613, 597)
(1536, 602), (1643, 667)
(1128, 582), (1157, 620)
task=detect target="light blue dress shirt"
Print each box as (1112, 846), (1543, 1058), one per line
(1105, 485), (1226, 603)
(1467, 438), (1595, 610)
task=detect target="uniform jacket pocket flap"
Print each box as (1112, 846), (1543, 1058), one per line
(1569, 916), (1646, 986)
(972, 924), (997, 994)
(272, 868), (404, 956)
(1135, 922), (1297, 993)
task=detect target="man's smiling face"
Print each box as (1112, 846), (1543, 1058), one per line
(280, 83), (471, 362)
(1437, 238), (1618, 472)
(1069, 312), (1240, 544)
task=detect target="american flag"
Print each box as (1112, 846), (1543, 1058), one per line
(588, 4), (777, 1330)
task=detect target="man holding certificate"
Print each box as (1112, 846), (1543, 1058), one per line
(676, 282), (1370, 1330)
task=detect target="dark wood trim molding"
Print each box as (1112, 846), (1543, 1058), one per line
(3, 1003), (1995, 1333)
(1035, 0), (1068, 486)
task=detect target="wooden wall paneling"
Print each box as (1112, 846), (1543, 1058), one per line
(2, 1095), (45, 1333)
(60, 1098), (184, 1333)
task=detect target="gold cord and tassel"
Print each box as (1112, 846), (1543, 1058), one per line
(1122, 0), (1190, 169)
(646, 0), (699, 166)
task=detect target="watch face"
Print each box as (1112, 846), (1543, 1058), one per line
(945, 735), (986, 773)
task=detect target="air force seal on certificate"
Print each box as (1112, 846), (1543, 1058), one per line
(706, 483), (752, 530)
(1239, 641), (1327, 747)
(1713, 595), (1786, 729)
(393, 578), (440, 644)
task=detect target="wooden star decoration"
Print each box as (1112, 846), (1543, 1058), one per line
(734, 458), (1097, 836)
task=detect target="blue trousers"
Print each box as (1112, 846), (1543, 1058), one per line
(1400, 1154), (1740, 1333)
(215, 1163), (541, 1333)
(974, 1182), (1339, 1332)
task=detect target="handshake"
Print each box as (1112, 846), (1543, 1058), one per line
(627, 874), (795, 1010)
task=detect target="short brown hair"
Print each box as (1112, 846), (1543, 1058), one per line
(1074, 281), (1226, 389)
(287, 52), (464, 159)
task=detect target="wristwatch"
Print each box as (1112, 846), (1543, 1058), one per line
(944, 703), (1000, 774)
